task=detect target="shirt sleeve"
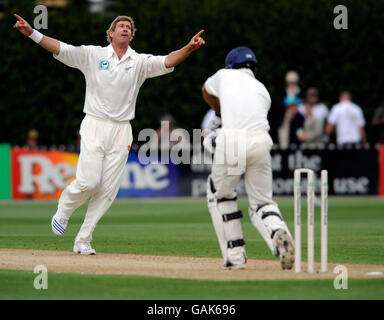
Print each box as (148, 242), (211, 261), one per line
(327, 107), (337, 124)
(356, 107), (366, 127)
(204, 70), (222, 97)
(142, 55), (174, 79)
(53, 42), (90, 71)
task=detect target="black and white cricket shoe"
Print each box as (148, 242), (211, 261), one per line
(273, 229), (295, 270)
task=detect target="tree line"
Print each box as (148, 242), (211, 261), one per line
(1, 0), (383, 145)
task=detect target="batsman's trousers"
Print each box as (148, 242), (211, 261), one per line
(211, 129), (276, 207)
(58, 114), (132, 243)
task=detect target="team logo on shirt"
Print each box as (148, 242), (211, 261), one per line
(99, 60), (110, 70)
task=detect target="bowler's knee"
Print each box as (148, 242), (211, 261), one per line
(76, 176), (100, 192)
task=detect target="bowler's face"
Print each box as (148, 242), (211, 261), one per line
(110, 21), (133, 45)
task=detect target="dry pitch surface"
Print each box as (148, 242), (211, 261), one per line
(1, 248), (383, 280)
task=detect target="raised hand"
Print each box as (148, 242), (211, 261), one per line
(13, 13), (33, 36)
(188, 30), (205, 52)
(164, 29), (206, 67)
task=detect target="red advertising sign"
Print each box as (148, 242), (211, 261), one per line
(11, 148), (78, 199)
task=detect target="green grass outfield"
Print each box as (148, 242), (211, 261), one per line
(1, 269), (383, 300)
(0, 197), (384, 299)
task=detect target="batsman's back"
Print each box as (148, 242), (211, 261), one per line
(209, 68), (271, 132)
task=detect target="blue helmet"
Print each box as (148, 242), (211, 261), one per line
(225, 46), (258, 69)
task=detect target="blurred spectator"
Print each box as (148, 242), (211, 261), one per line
(298, 87), (329, 124)
(269, 70), (305, 143)
(371, 103), (384, 143)
(284, 70), (303, 98)
(297, 101), (324, 144)
(149, 114), (190, 149)
(326, 91), (367, 147)
(278, 96), (304, 148)
(25, 129), (39, 149)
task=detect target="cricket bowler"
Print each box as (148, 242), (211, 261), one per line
(13, 14), (205, 255)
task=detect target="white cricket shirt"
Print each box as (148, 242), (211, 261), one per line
(204, 68), (271, 132)
(328, 101), (365, 144)
(54, 42), (174, 122)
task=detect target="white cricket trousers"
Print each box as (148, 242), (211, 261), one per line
(211, 129), (276, 207)
(58, 114), (132, 243)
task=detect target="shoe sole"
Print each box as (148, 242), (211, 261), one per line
(74, 250), (96, 255)
(222, 263), (246, 270)
(276, 229), (295, 270)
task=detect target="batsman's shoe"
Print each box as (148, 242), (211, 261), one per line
(273, 229), (295, 270)
(222, 260), (246, 270)
(222, 250), (247, 270)
(51, 213), (68, 236)
(73, 242), (96, 255)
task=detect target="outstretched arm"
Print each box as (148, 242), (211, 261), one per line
(13, 13), (60, 55)
(164, 30), (205, 68)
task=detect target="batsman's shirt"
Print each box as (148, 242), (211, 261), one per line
(54, 42), (174, 122)
(204, 68), (271, 132)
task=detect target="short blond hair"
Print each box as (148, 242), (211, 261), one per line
(106, 16), (136, 43)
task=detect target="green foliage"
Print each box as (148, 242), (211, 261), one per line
(1, 0), (383, 145)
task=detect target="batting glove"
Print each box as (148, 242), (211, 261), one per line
(208, 114), (222, 131)
(203, 131), (217, 154)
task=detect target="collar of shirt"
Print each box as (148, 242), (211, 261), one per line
(238, 68), (255, 78)
(107, 44), (136, 64)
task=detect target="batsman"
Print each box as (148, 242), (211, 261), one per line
(202, 47), (295, 270)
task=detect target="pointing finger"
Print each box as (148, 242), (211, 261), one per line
(194, 29), (205, 38)
(14, 13), (24, 22)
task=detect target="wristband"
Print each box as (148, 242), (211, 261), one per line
(29, 29), (43, 43)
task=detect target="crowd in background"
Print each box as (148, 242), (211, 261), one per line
(270, 70), (371, 149)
